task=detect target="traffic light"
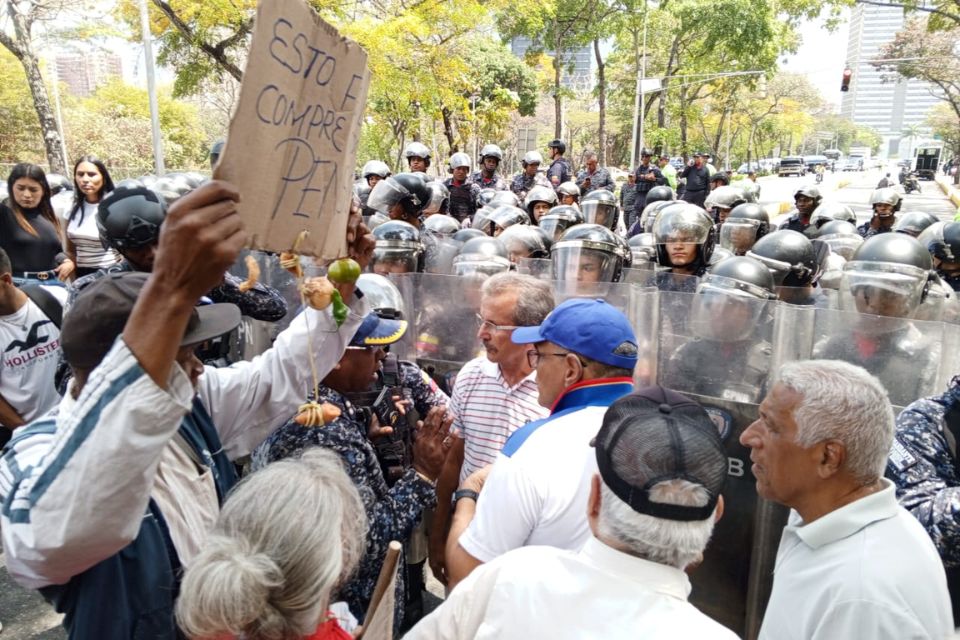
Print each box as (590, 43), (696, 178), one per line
(841, 68), (852, 92)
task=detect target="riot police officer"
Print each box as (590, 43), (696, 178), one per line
(524, 185), (559, 224)
(923, 221), (960, 291)
(858, 187), (901, 238)
(486, 205), (530, 237)
(422, 181), (450, 216)
(719, 202), (770, 256)
(779, 185), (822, 234)
(368, 172), (432, 230)
(679, 152), (711, 207)
(404, 142), (432, 173)
(627, 233), (657, 268)
(538, 204), (585, 242)
(371, 220), (424, 275)
(510, 151), (551, 199)
(661, 256), (776, 404)
(747, 230), (828, 306)
(708, 172), (730, 190)
(817, 220), (863, 261)
(546, 138), (572, 188)
(444, 152), (482, 223)
(489, 190), (521, 209)
(629, 185), (675, 236)
(807, 201), (857, 236)
(633, 148), (666, 221)
(551, 223), (626, 285)
(451, 236), (512, 277)
(653, 203), (715, 285)
(893, 211), (939, 238)
(557, 181), (581, 207)
(471, 144), (509, 191)
(362, 160), (392, 188)
(580, 188), (620, 230)
(498, 224), (553, 263)
(815, 233), (940, 407)
(705, 185), (747, 225)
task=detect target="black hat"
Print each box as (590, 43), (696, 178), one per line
(593, 386), (727, 522)
(61, 272), (241, 370)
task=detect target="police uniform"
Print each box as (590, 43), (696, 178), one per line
(662, 339), (771, 405)
(939, 271), (960, 292)
(632, 164), (666, 220)
(778, 212), (811, 235)
(468, 171), (509, 192)
(857, 220), (893, 239)
(886, 379), (960, 625)
(443, 177), (482, 223)
(679, 164), (710, 207)
(575, 167), (616, 195)
(509, 172), (551, 200)
(547, 157), (573, 188)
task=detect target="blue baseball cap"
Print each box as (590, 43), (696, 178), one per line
(512, 298), (638, 369)
(350, 312), (408, 347)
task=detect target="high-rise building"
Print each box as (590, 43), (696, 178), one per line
(510, 36), (594, 91)
(54, 50), (123, 98)
(840, 3), (940, 158)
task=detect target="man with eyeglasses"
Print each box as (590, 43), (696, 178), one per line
(444, 297), (639, 588)
(427, 273), (555, 586)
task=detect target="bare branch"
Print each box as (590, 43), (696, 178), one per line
(150, 0), (244, 81)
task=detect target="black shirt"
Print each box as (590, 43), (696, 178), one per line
(0, 202), (63, 272)
(680, 164), (711, 192)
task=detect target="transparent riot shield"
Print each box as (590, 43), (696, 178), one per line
(656, 291), (814, 638)
(393, 272), (485, 393)
(226, 250), (299, 362)
(516, 257), (553, 280)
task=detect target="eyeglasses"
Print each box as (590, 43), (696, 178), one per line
(475, 314), (518, 333)
(527, 350), (580, 368)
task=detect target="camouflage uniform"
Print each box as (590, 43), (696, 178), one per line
(886, 379), (960, 624)
(575, 167), (616, 195)
(547, 157), (573, 188)
(857, 220), (894, 239)
(251, 384), (437, 632)
(468, 171), (509, 192)
(509, 172), (551, 200)
(778, 212), (811, 235)
(443, 178), (482, 223)
(939, 271), (960, 292)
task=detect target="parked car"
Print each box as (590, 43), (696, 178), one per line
(841, 158), (862, 171)
(778, 156), (806, 177)
(803, 155), (830, 172)
(736, 162), (763, 174)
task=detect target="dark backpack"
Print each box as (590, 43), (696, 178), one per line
(21, 284), (63, 329)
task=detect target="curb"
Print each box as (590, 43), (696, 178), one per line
(936, 176), (960, 209)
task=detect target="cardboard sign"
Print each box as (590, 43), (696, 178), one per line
(215, 0), (370, 258)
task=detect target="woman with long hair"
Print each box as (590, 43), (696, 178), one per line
(66, 155), (119, 277)
(0, 163), (73, 284)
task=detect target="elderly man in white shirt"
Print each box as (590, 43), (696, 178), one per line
(406, 386), (738, 640)
(740, 360), (954, 640)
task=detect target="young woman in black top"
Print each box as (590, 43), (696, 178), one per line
(0, 163), (73, 285)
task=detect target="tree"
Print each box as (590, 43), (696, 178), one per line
(875, 17), (960, 181)
(926, 102), (960, 170)
(0, 0), (73, 172)
(0, 47), (43, 163)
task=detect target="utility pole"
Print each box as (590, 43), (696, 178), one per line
(139, 0), (165, 175)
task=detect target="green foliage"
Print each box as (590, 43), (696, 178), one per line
(0, 49), (45, 164)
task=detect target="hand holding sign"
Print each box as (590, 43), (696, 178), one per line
(214, 0), (370, 260)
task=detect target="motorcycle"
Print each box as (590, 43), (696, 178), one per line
(815, 167), (824, 184)
(904, 172), (920, 194)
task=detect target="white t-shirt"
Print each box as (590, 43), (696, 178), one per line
(0, 287), (67, 423)
(67, 200), (120, 269)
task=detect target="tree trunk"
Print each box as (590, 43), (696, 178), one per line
(679, 86), (689, 156)
(593, 38), (606, 165)
(1, 7), (66, 173)
(441, 107), (458, 152)
(553, 27), (563, 140)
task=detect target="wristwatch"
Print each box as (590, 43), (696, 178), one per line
(454, 489), (479, 505)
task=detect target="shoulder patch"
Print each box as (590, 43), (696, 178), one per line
(889, 436), (919, 472)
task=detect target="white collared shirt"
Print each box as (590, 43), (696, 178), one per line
(760, 479), (955, 640)
(406, 536), (738, 640)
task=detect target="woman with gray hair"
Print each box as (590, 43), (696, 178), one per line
(175, 449), (368, 640)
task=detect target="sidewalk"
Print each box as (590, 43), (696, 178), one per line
(936, 175), (960, 210)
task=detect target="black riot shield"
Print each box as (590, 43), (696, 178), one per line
(656, 290), (813, 638)
(394, 272), (485, 393)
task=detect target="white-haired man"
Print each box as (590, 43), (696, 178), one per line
(741, 360), (953, 639)
(406, 387), (737, 639)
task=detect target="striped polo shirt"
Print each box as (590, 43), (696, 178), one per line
(449, 356), (547, 481)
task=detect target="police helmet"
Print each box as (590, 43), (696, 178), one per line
(423, 213), (460, 238)
(372, 219), (423, 273)
(367, 211), (389, 230)
(403, 142), (432, 165)
(892, 211), (939, 238)
(580, 188), (619, 230)
(746, 230), (820, 287)
(639, 147), (654, 158)
(150, 174), (193, 206)
(487, 205), (531, 236)
(367, 172), (431, 220)
(499, 225), (553, 261)
(710, 172), (730, 186)
(870, 187), (901, 215)
(452, 236), (512, 277)
(209, 139), (225, 168)
(538, 204), (585, 241)
(114, 177), (146, 191)
(705, 185), (747, 218)
(652, 203), (715, 270)
(844, 233), (933, 316)
(720, 202), (770, 255)
(628, 233), (657, 264)
(477, 188), (497, 207)
(809, 201), (856, 231)
(524, 185), (559, 216)
(552, 223), (625, 283)
(448, 152), (472, 173)
(522, 151), (544, 166)
(641, 200), (674, 234)
(96, 188), (166, 252)
(794, 185), (823, 204)
(453, 228), (486, 244)
(357, 273), (406, 319)
(547, 139), (566, 155)
(479, 144), (503, 162)
(710, 246), (735, 265)
(422, 181), (450, 215)
(362, 160), (391, 180)
(557, 181), (581, 198)
(46, 173), (72, 196)
(489, 190), (520, 209)
(645, 185), (675, 206)
(690, 256), (776, 341)
(924, 221), (960, 263)
(818, 220), (863, 261)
